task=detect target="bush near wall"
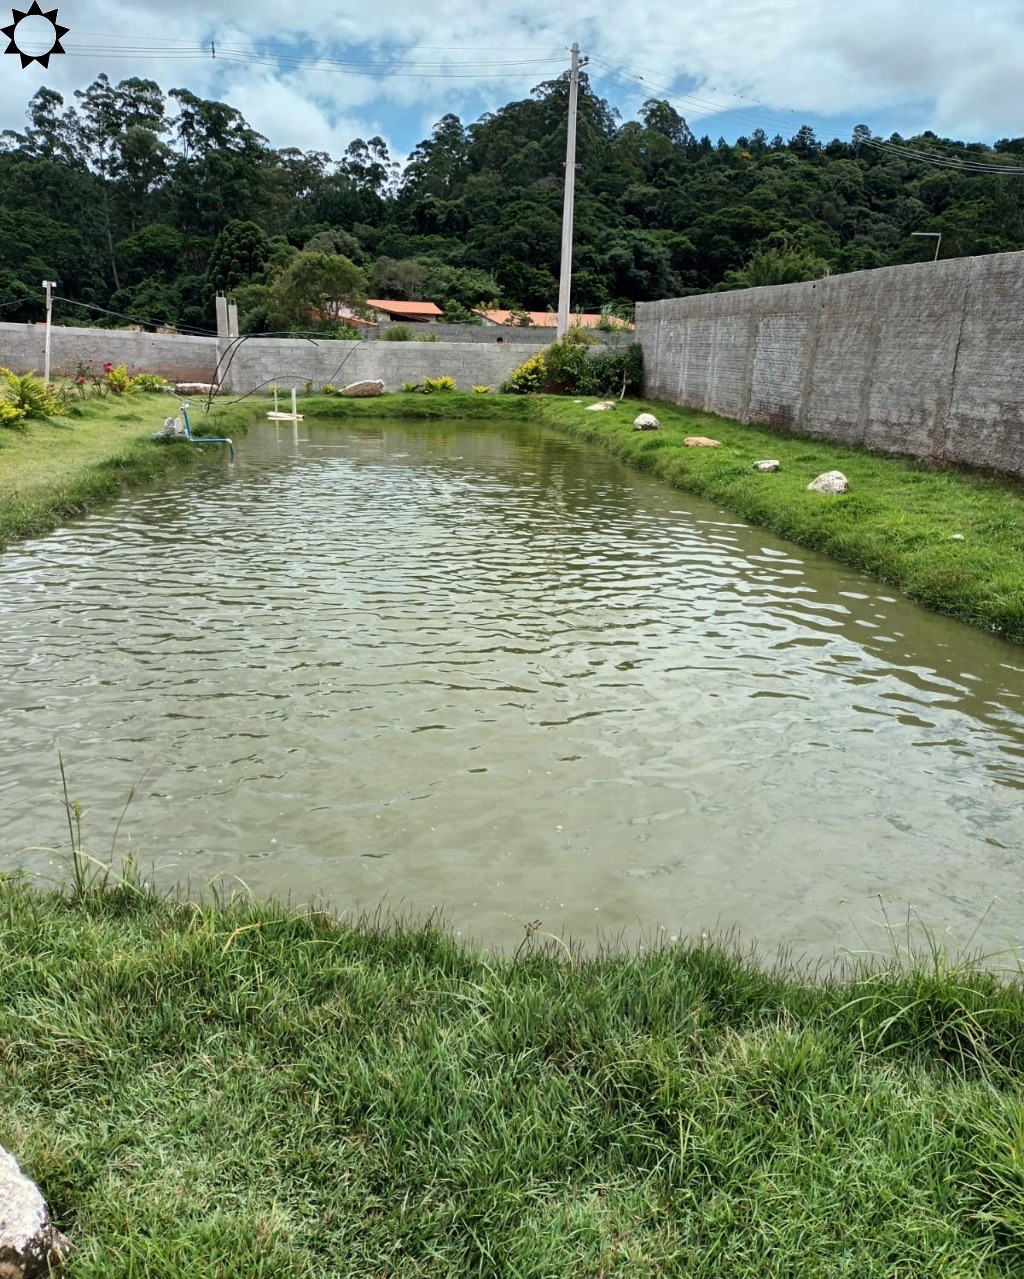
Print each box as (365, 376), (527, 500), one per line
(544, 333), (644, 397)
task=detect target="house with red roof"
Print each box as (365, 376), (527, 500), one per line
(366, 299), (444, 323)
(470, 308), (632, 330)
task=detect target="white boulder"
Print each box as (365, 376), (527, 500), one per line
(173, 382), (219, 396)
(753, 459), (780, 472)
(632, 412), (661, 431)
(807, 470), (850, 494)
(585, 401), (617, 411)
(0, 1147), (70, 1278)
(340, 379), (386, 398)
(684, 436), (720, 447)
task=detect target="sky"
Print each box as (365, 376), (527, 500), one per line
(1, 0), (1022, 165)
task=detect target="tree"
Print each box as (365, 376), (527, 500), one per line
(340, 137), (398, 197)
(205, 220), (271, 293)
(367, 256), (426, 300)
(269, 251), (366, 327)
(402, 114), (470, 199)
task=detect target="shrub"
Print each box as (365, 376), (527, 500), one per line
(129, 373), (168, 393)
(422, 376), (456, 393)
(545, 329), (597, 394)
(0, 368), (58, 418)
(582, 343), (644, 397)
(73, 356), (105, 397)
(414, 332), (440, 342)
(473, 385), (492, 394)
(401, 382), (420, 393)
(500, 351), (546, 394)
(379, 325), (412, 342)
(538, 337), (644, 398)
(104, 363), (132, 395)
(0, 398), (27, 429)
(322, 384), (337, 395)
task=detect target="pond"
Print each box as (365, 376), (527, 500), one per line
(2, 418), (1022, 962)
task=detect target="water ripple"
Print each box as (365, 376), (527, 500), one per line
(2, 420), (1023, 959)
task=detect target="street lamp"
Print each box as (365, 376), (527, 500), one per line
(910, 231), (942, 262)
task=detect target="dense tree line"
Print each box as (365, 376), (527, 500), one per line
(2, 72), (1023, 333)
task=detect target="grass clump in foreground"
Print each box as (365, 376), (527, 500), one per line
(3, 876), (1024, 1278)
(0, 394), (250, 551)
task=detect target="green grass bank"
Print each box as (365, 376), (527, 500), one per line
(2, 880), (1023, 1277)
(0, 395), (246, 551)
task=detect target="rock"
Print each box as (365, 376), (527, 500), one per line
(585, 401), (617, 411)
(632, 412), (661, 430)
(753, 459), (780, 472)
(684, 436), (721, 447)
(807, 470), (850, 495)
(151, 417), (188, 442)
(173, 382), (219, 396)
(0, 1147), (70, 1278)
(340, 379), (385, 398)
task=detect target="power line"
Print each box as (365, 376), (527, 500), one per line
(53, 296), (217, 336)
(48, 33), (567, 77)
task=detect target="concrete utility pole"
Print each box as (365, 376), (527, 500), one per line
(41, 280), (56, 386)
(556, 42), (585, 338)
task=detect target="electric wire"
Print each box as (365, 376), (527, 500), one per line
(51, 296), (218, 336)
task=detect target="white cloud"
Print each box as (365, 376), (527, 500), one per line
(1, 0), (1021, 157)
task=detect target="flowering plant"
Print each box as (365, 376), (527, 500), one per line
(73, 356), (106, 397)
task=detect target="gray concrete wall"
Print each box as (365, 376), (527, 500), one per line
(372, 322), (634, 346)
(636, 250), (1024, 478)
(221, 336), (549, 392)
(0, 323), (220, 382)
(0, 322), (556, 392)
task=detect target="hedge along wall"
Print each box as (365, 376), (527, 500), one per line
(636, 250), (1024, 478)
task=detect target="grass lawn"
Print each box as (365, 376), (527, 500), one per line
(0, 394), (243, 550)
(2, 880), (1023, 1278)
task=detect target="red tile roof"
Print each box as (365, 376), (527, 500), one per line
(471, 309), (632, 330)
(367, 299), (443, 320)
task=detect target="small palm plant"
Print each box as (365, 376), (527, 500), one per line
(0, 368), (58, 419)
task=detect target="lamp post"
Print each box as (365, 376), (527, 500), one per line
(910, 231), (942, 262)
(41, 280), (56, 387)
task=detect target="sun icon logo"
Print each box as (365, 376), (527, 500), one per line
(3, 1), (69, 67)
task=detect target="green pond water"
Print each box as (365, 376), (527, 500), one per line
(2, 418), (1022, 960)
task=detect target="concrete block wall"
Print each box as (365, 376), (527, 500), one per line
(371, 322), (635, 346)
(0, 323), (220, 383)
(636, 250), (1024, 478)
(0, 323), (556, 392)
(220, 336), (550, 393)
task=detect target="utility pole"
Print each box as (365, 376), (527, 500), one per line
(42, 280), (56, 387)
(556, 42), (586, 338)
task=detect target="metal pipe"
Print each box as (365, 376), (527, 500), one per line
(180, 403), (234, 461)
